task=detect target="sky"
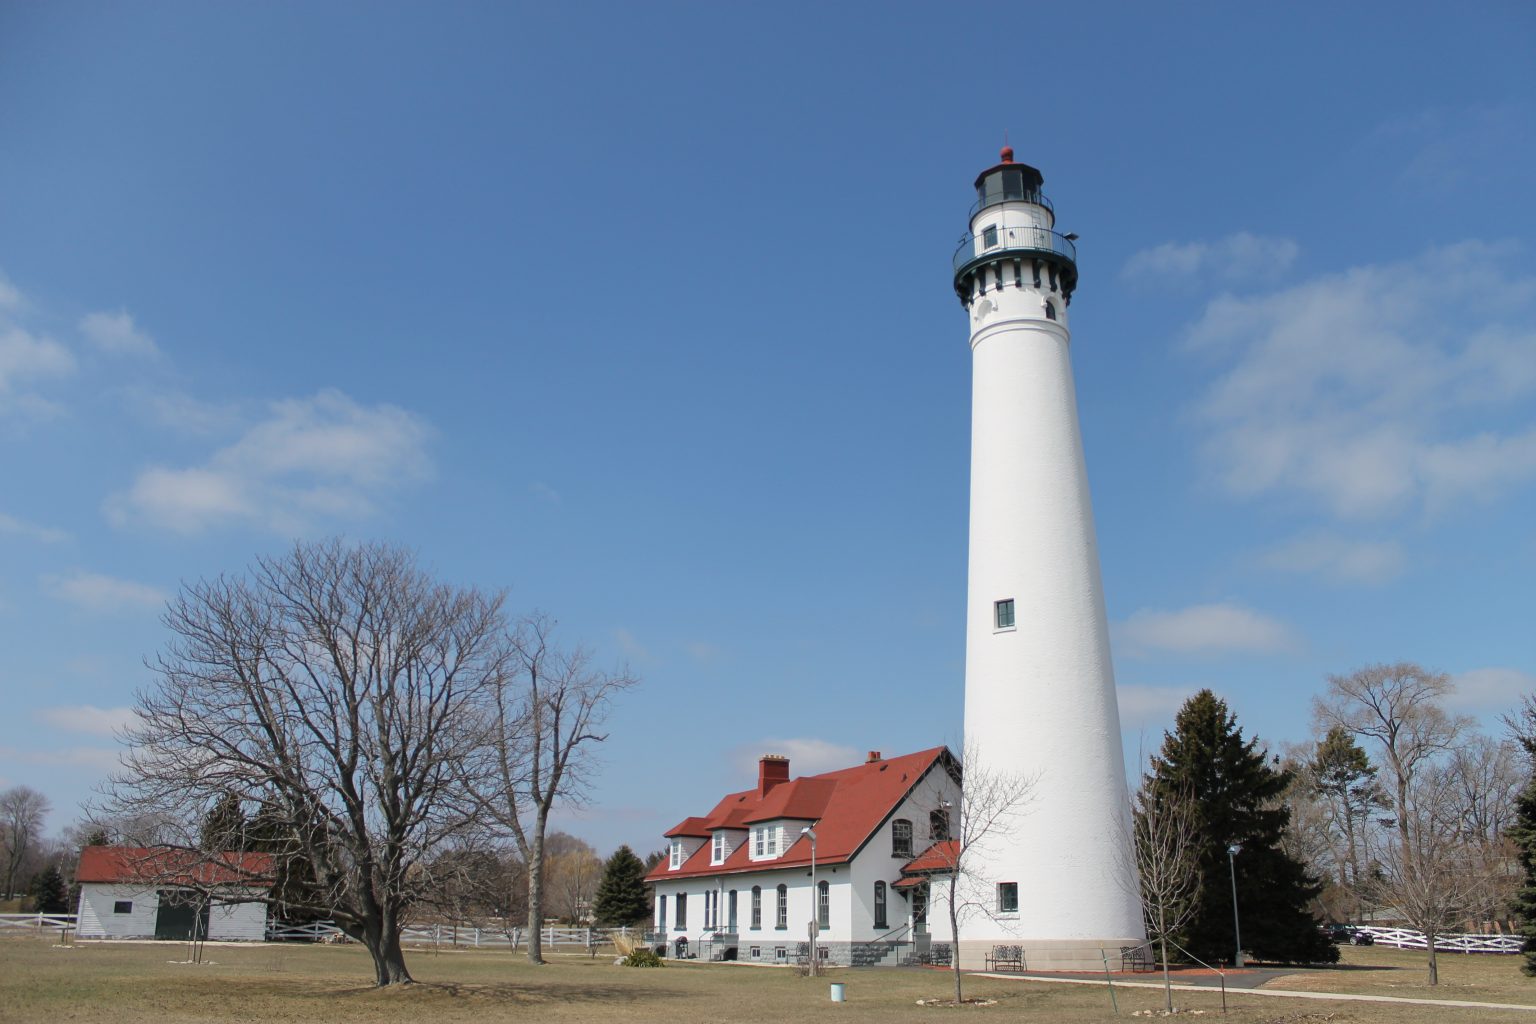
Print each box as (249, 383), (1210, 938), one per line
(1, 2), (1533, 857)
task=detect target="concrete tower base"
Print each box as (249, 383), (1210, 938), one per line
(954, 937), (1145, 973)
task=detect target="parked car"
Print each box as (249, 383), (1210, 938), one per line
(1323, 923), (1375, 946)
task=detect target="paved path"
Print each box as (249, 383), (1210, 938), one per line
(976, 970), (1536, 1013)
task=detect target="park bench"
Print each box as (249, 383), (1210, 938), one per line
(985, 944), (1024, 971)
(1120, 944), (1154, 972)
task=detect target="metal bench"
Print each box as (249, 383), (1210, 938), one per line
(985, 944), (1024, 971)
(1120, 944), (1155, 972)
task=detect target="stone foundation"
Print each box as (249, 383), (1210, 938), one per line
(956, 937), (1145, 973)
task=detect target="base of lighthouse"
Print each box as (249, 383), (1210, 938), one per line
(953, 939), (1145, 973)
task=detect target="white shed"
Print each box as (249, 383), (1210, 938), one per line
(75, 846), (272, 941)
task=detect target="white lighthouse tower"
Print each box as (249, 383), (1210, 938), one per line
(954, 148), (1144, 968)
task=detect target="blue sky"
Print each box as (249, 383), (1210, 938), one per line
(1, 2), (1533, 856)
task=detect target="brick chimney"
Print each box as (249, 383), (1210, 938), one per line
(866, 750), (882, 763)
(758, 755), (790, 797)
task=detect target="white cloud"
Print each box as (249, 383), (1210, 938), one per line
(0, 271), (21, 309)
(1258, 535), (1406, 586)
(122, 389), (241, 435)
(36, 704), (136, 738)
(1448, 667), (1536, 712)
(0, 511), (68, 544)
(0, 325), (76, 399)
(1118, 602), (1297, 657)
(1187, 242), (1536, 519)
(79, 310), (158, 358)
(614, 628), (652, 663)
(44, 570), (166, 613)
(731, 738), (862, 781)
(0, 744), (123, 772)
(1116, 683), (1197, 724)
(106, 389), (433, 534)
(1122, 232), (1298, 286)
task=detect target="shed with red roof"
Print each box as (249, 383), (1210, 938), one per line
(75, 846), (273, 941)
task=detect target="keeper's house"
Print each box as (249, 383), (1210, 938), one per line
(645, 747), (962, 966)
(75, 845), (273, 941)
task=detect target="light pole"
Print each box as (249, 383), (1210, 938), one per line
(802, 826), (818, 976)
(1227, 844), (1243, 968)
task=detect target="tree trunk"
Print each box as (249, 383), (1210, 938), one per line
(527, 827), (546, 965)
(356, 913), (413, 987)
(1426, 933), (1439, 986)
(949, 876), (962, 1005)
(1159, 907), (1173, 1012)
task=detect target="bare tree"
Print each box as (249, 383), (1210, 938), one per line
(1301, 727), (1392, 923)
(1373, 770), (1492, 985)
(1314, 663), (1465, 858)
(1124, 781), (1202, 1011)
(915, 747), (1036, 1005)
(461, 613), (635, 964)
(106, 539), (511, 986)
(1, 786), (50, 898)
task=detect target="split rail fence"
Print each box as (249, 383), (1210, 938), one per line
(1350, 926), (1522, 955)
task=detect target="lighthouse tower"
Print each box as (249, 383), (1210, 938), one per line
(954, 149), (1144, 968)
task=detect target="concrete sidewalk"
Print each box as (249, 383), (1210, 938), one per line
(977, 970), (1536, 1013)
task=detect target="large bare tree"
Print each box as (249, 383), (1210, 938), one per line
(1314, 663), (1465, 857)
(462, 613), (635, 964)
(1, 786), (50, 898)
(107, 539), (511, 986)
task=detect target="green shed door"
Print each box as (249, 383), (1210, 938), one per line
(154, 891), (210, 941)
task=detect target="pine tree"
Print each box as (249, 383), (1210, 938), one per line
(1505, 696), (1536, 976)
(1309, 726), (1389, 923)
(1149, 690), (1337, 965)
(592, 845), (650, 926)
(28, 865), (69, 914)
(200, 792), (247, 851)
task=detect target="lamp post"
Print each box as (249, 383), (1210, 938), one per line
(802, 826), (818, 976)
(1227, 844), (1243, 968)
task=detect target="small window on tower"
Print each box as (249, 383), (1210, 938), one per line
(995, 599), (1016, 630)
(982, 226), (998, 249)
(1044, 300), (1057, 321)
(997, 882), (1019, 914)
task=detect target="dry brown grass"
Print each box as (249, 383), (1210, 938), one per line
(1265, 942), (1536, 1005)
(2, 934), (1534, 1024)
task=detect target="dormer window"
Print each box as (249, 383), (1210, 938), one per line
(669, 839), (684, 869)
(711, 833), (726, 864)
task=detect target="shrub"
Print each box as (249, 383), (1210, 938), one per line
(622, 948), (663, 968)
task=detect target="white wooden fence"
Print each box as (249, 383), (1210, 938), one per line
(1352, 926), (1523, 954)
(266, 920), (638, 949)
(0, 913), (77, 935)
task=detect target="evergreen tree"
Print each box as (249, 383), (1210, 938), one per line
(592, 845), (650, 926)
(1149, 690), (1337, 965)
(1309, 726), (1389, 923)
(1505, 696), (1536, 976)
(200, 793), (247, 851)
(28, 865), (69, 914)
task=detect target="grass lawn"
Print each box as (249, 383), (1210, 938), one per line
(3, 934), (1535, 1024)
(1266, 942), (1536, 1005)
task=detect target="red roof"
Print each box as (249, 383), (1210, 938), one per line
(901, 840), (960, 874)
(646, 746), (952, 882)
(76, 846), (274, 887)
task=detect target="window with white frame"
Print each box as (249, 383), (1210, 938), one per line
(817, 880), (829, 929)
(711, 832), (725, 863)
(892, 819), (913, 858)
(753, 828), (765, 858)
(751, 885), (762, 929)
(669, 839), (684, 869)
(775, 884), (787, 929)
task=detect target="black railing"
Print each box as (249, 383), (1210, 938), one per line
(971, 190), (1053, 219)
(953, 225), (1077, 274)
